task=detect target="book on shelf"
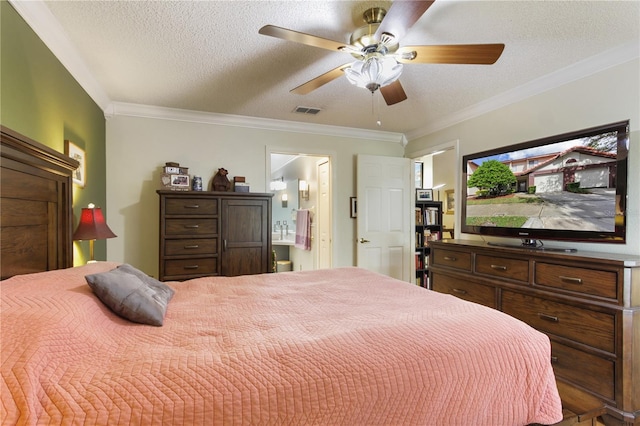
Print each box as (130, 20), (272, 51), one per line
(425, 207), (439, 225)
(415, 251), (425, 270)
(415, 207), (423, 225)
(416, 205), (440, 225)
(423, 229), (430, 247)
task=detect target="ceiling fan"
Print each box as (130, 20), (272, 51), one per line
(259, 0), (505, 106)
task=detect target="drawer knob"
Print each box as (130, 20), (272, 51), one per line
(551, 356), (558, 364)
(452, 288), (467, 295)
(443, 256), (457, 261)
(184, 245), (200, 249)
(184, 224), (200, 229)
(184, 204), (200, 209)
(183, 265), (199, 270)
(490, 264), (507, 271)
(559, 275), (583, 284)
(537, 313), (559, 323)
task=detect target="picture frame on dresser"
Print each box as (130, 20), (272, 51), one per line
(171, 174), (190, 188)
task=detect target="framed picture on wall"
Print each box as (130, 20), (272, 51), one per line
(445, 189), (455, 214)
(65, 140), (86, 188)
(416, 189), (433, 201)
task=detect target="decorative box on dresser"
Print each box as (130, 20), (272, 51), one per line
(158, 190), (272, 280)
(428, 239), (640, 426)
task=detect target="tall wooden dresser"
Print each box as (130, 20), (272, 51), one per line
(158, 190), (272, 280)
(428, 239), (639, 425)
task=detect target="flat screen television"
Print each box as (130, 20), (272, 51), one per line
(461, 120), (629, 250)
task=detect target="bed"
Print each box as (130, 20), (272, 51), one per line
(0, 127), (563, 425)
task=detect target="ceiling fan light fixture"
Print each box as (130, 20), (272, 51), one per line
(345, 55), (403, 93)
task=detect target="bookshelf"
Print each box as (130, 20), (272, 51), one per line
(415, 200), (443, 288)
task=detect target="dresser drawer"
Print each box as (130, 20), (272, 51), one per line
(431, 273), (496, 309)
(165, 238), (217, 256)
(535, 263), (618, 300)
(432, 249), (472, 271)
(551, 341), (615, 401)
(476, 254), (529, 282)
(165, 218), (218, 236)
(165, 198), (218, 215)
(164, 257), (218, 277)
(502, 290), (615, 353)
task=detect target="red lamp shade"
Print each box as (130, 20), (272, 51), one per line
(73, 206), (116, 262)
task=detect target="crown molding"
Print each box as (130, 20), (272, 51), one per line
(107, 102), (407, 145)
(12, 0), (635, 147)
(406, 40), (640, 141)
(9, 0), (111, 111)
(10, 0), (404, 145)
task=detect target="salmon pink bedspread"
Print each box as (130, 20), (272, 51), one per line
(1, 263), (562, 425)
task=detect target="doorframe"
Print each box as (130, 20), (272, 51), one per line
(316, 158), (332, 269)
(409, 139), (460, 240)
(266, 146), (337, 269)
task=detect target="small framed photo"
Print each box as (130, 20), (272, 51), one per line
(416, 189), (433, 201)
(171, 174), (190, 188)
(350, 197), (357, 218)
(65, 140), (86, 188)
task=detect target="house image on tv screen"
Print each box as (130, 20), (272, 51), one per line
(509, 146), (616, 194)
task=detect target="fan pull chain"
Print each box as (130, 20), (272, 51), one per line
(371, 91), (375, 117)
(376, 91), (382, 126)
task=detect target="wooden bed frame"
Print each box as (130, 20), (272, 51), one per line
(0, 126), (78, 279)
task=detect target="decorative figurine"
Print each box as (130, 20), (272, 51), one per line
(212, 168), (231, 192)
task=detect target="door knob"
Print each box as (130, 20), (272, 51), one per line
(359, 238), (370, 243)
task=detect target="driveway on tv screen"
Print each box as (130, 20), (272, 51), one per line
(468, 188), (616, 232)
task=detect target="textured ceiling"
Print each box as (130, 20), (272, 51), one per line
(22, 0), (640, 137)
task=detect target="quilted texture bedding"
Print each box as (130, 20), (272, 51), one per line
(1, 262), (562, 425)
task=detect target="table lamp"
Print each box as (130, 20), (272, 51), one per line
(72, 203), (117, 262)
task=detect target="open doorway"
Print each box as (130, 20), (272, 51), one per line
(268, 151), (332, 272)
(411, 140), (459, 238)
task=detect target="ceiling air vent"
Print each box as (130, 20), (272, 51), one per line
(294, 106), (321, 115)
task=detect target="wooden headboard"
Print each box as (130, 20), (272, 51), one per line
(1, 126), (79, 279)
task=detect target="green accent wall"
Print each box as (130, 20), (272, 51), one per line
(1, 1), (108, 264)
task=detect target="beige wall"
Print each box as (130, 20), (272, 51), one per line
(106, 114), (404, 277)
(406, 58), (640, 256)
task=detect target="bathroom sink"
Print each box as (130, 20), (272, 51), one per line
(272, 232), (295, 245)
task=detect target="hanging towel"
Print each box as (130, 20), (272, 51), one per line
(295, 209), (312, 250)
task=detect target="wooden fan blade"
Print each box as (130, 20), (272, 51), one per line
(259, 25), (347, 52)
(375, 0), (435, 43)
(380, 80), (408, 105)
(291, 64), (352, 95)
(397, 44), (505, 64)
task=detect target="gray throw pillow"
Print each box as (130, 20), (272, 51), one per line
(85, 264), (175, 326)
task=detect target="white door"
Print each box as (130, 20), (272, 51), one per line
(357, 155), (412, 281)
(317, 159), (332, 269)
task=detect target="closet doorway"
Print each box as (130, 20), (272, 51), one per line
(269, 151), (332, 271)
